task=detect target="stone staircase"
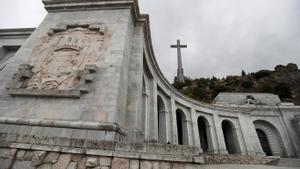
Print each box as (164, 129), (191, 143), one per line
(268, 158), (300, 168)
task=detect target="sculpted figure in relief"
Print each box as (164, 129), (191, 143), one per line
(25, 26), (105, 90)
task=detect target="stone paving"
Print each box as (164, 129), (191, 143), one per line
(199, 164), (300, 169)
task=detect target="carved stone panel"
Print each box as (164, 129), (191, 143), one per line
(6, 23), (106, 98)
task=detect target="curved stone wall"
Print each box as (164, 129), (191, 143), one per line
(136, 0), (300, 157)
(0, 0), (299, 159)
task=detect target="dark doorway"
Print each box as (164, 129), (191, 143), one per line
(198, 117), (208, 152)
(256, 129), (272, 156)
(222, 120), (239, 154)
(176, 109), (188, 145)
(176, 110), (183, 145)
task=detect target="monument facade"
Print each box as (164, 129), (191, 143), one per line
(0, 0), (299, 168)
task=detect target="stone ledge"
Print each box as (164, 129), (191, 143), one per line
(1, 143), (204, 164)
(1, 142), (202, 162)
(1, 144), (282, 166)
(8, 89), (81, 98)
(0, 28), (34, 38)
(0, 117), (126, 135)
(202, 154), (279, 165)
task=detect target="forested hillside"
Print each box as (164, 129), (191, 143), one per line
(173, 63), (300, 105)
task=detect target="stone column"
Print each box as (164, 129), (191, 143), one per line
(149, 79), (158, 142)
(186, 118), (194, 146)
(206, 124), (218, 154)
(164, 109), (171, 143)
(170, 97), (178, 144)
(142, 91), (149, 141)
(213, 114), (228, 154)
(158, 109), (168, 143)
(191, 108), (201, 147)
(239, 113), (264, 155)
(232, 126), (246, 155)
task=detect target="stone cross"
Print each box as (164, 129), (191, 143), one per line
(171, 39), (187, 82)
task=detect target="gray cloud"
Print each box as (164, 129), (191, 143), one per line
(1, 0), (300, 82)
(0, 0), (46, 28)
(140, 0), (300, 81)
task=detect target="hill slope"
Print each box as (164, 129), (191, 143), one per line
(172, 63), (300, 105)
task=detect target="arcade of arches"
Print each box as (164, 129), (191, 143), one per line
(148, 92), (293, 157)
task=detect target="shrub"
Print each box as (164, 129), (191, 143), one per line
(173, 80), (185, 90)
(253, 70), (271, 79)
(257, 82), (274, 93)
(241, 70), (246, 76)
(241, 80), (254, 89)
(274, 83), (292, 98)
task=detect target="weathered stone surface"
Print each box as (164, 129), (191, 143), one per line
(8, 88), (81, 98)
(23, 151), (34, 161)
(0, 148), (11, 159)
(152, 161), (159, 169)
(91, 167), (101, 169)
(160, 162), (171, 169)
(84, 64), (97, 73)
(71, 154), (82, 163)
(172, 163), (186, 169)
(12, 161), (35, 169)
(32, 151), (47, 166)
(77, 157), (86, 169)
(203, 155), (276, 165)
(99, 157), (112, 166)
(43, 152), (60, 164)
(17, 25), (104, 92)
(129, 160), (139, 169)
(67, 162), (77, 169)
(52, 154), (71, 169)
(140, 160), (152, 169)
(86, 157), (98, 167)
(37, 163), (52, 169)
(193, 157), (205, 164)
(1, 159), (15, 169)
(111, 158), (129, 169)
(0, 159), (6, 169)
(101, 167), (111, 169)
(16, 150), (26, 160)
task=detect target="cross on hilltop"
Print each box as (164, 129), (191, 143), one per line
(171, 39), (187, 82)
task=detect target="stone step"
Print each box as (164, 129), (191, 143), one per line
(269, 158), (300, 168)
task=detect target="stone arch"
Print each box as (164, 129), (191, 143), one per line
(157, 95), (167, 143)
(176, 108), (189, 145)
(197, 116), (209, 152)
(254, 120), (286, 157)
(221, 120), (241, 154)
(256, 129), (272, 156)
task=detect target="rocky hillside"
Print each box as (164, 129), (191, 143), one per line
(173, 63), (300, 105)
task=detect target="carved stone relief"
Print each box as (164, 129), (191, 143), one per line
(6, 23), (106, 98)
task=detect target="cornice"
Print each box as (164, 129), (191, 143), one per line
(0, 28), (35, 38)
(42, 0), (143, 27)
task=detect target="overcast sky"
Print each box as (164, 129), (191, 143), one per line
(0, 0), (300, 82)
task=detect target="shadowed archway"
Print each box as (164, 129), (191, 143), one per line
(254, 120), (286, 157)
(198, 116), (209, 152)
(256, 128), (272, 156)
(176, 109), (188, 145)
(222, 120), (241, 154)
